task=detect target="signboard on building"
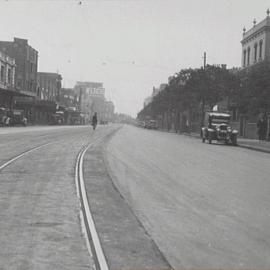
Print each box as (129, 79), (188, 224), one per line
(86, 87), (105, 97)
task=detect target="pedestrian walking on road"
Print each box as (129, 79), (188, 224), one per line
(257, 113), (267, 141)
(92, 112), (98, 130)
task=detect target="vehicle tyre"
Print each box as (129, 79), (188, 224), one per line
(232, 136), (237, 146)
(208, 134), (212, 144)
(202, 137), (205, 143)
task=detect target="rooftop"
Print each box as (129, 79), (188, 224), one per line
(242, 11), (270, 43)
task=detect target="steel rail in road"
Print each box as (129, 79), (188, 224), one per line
(0, 142), (54, 172)
(75, 138), (109, 270)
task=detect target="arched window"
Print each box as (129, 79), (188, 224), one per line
(259, 40), (263, 59)
(254, 43), (258, 62)
(247, 47), (250, 66)
(243, 49), (247, 67)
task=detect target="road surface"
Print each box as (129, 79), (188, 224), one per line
(106, 125), (270, 269)
(0, 125), (112, 270)
(1, 124), (270, 269)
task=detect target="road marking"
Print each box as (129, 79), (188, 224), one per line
(75, 139), (109, 270)
(0, 142), (54, 171)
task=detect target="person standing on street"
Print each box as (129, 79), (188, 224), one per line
(92, 112), (98, 130)
(257, 113), (267, 141)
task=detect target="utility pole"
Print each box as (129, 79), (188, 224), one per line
(201, 51), (207, 129)
(203, 52), (206, 69)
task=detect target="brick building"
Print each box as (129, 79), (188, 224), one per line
(0, 50), (16, 108)
(0, 37), (38, 123)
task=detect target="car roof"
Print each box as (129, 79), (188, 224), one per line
(207, 112), (230, 118)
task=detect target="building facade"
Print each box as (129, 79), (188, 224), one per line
(0, 50), (16, 108)
(144, 83), (167, 108)
(241, 10), (270, 68)
(59, 88), (79, 109)
(37, 72), (62, 102)
(0, 38), (38, 123)
(0, 38), (38, 97)
(74, 81), (106, 123)
(104, 100), (115, 122)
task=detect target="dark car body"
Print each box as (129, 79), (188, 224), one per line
(201, 112), (238, 145)
(145, 120), (158, 129)
(7, 109), (27, 126)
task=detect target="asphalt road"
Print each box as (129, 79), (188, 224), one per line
(1, 124), (270, 270)
(106, 125), (270, 269)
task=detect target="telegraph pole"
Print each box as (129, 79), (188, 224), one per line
(203, 52), (206, 69)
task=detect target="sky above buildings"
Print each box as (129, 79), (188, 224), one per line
(1, 0), (269, 117)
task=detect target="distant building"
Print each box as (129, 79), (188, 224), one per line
(0, 50), (16, 108)
(143, 96), (152, 108)
(74, 81), (106, 122)
(0, 37), (38, 96)
(241, 10), (270, 68)
(104, 100), (115, 122)
(37, 72), (62, 102)
(144, 83), (167, 108)
(59, 88), (79, 109)
(0, 38), (38, 122)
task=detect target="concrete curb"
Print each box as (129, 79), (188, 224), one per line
(182, 132), (270, 154)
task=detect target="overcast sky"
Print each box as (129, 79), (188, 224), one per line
(1, 0), (269, 117)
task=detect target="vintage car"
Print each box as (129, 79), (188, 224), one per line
(0, 107), (11, 126)
(145, 120), (158, 129)
(7, 109), (27, 126)
(51, 111), (65, 125)
(201, 112), (238, 145)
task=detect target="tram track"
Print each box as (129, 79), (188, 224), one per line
(75, 136), (109, 270)
(0, 142), (54, 172)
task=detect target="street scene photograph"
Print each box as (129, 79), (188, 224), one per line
(1, 0), (270, 269)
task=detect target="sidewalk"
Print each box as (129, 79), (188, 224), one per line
(187, 132), (270, 154)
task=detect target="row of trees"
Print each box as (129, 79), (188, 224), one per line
(138, 63), (270, 124)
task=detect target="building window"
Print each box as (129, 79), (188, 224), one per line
(254, 43), (258, 62)
(247, 47), (250, 66)
(7, 68), (12, 84)
(259, 40), (263, 59)
(0, 65), (5, 82)
(17, 78), (22, 88)
(243, 50), (246, 66)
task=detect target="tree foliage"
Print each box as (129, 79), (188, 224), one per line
(138, 65), (240, 120)
(238, 62), (270, 115)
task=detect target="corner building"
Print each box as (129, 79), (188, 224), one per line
(241, 10), (270, 68)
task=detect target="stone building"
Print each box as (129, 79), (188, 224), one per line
(241, 9), (270, 68)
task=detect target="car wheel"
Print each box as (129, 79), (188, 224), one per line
(202, 137), (205, 143)
(232, 136), (237, 146)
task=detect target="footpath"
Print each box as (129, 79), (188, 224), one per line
(187, 132), (270, 154)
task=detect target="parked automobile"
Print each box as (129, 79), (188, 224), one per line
(7, 109), (27, 126)
(0, 107), (11, 126)
(51, 111), (65, 125)
(137, 121), (146, 128)
(201, 112), (238, 145)
(145, 120), (158, 129)
(99, 120), (108, 125)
